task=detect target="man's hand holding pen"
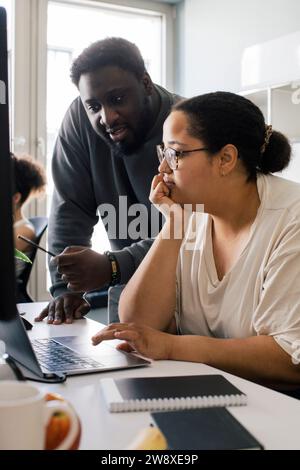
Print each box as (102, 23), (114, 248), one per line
(53, 246), (112, 292)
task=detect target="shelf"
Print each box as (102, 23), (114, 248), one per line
(240, 81), (300, 182)
(240, 88), (269, 121)
(240, 83), (300, 138)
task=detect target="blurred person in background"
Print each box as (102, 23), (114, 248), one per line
(12, 153), (46, 278)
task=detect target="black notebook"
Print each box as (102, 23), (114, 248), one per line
(100, 374), (247, 412)
(152, 408), (264, 450)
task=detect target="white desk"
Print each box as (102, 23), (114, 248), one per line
(19, 302), (300, 450)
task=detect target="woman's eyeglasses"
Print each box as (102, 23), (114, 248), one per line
(156, 144), (209, 170)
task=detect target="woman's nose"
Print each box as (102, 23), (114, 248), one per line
(158, 157), (172, 174)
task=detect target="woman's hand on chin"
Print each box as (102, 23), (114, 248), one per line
(149, 174), (183, 220)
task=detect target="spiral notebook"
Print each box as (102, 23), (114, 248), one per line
(100, 374), (247, 413)
(151, 408), (263, 450)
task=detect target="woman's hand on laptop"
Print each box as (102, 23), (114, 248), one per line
(35, 293), (90, 324)
(91, 323), (175, 360)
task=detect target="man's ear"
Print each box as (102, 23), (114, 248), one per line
(218, 144), (239, 177)
(142, 72), (154, 95)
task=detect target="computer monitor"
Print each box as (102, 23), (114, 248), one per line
(0, 7), (44, 376)
(0, 6), (16, 317)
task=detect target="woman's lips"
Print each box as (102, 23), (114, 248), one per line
(163, 177), (175, 189)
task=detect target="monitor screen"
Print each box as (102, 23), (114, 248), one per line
(0, 6), (16, 322)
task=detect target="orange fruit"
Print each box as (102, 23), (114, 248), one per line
(45, 392), (81, 450)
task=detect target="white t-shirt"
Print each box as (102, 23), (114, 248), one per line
(176, 174), (300, 358)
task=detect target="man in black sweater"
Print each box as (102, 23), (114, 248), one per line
(35, 37), (180, 324)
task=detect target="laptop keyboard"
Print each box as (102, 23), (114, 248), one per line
(32, 338), (104, 372)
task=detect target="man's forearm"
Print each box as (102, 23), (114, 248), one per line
(170, 334), (300, 387)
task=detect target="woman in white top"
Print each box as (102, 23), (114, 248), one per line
(12, 154), (46, 277)
(92, 91), (300, 390)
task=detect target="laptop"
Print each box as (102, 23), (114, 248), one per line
(0, 6), (150, 382)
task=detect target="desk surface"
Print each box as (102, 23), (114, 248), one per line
(19, 302), (300, 450)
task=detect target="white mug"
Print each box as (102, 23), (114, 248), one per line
(0, 381), (79, 450)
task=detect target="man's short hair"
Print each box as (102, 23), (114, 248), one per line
(70, 37), (146, 87)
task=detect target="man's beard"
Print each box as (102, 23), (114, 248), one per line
(100, 97), (152, 158)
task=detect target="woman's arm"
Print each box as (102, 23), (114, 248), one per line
(119, 216), (183, 331)
(14, 224), (35, 252)
(171, 334), (300, 388)
(92, 324), (300, 388)
(119, 174), (185, 331)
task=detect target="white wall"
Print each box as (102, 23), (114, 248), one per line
(176, 0), (300, 96)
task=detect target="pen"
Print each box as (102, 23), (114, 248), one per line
(17, 235), (56, 257)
